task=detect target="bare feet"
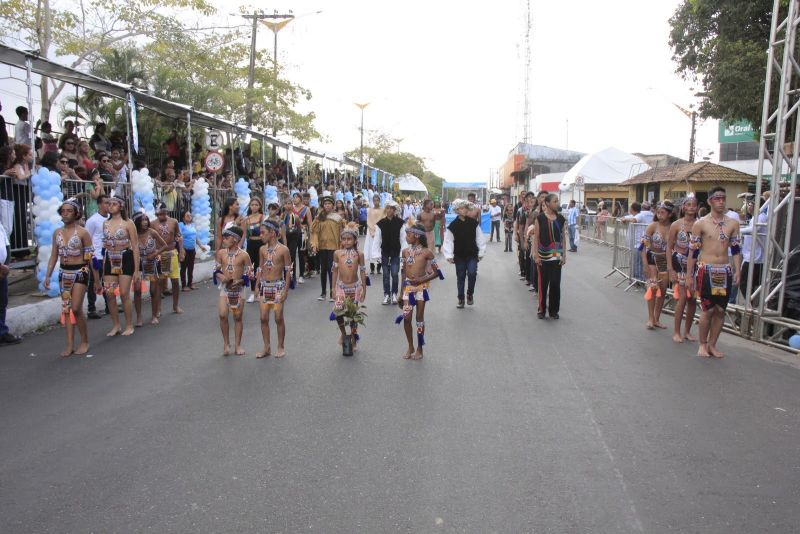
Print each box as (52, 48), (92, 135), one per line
(74, 343), (89, 356)
(672, 333), (684, 343)
(173, 307), (184, 314)
(697, 343), (711, 358)
(708, 345), (725, 358)
(121, 327), (135, 336)
(275, 347), (286, 358)
(684, 332), (697, 342)
(60, 347), (74, 357)
(403, 347), (414, 359)
(156, 311), (161, 318)
(181, 287), (191, 292)
(106, 326), (121, 337)
(135, 319), (143, 327)
(223, 345), (231, 356)
(645, 321), (655, 330)
(411, 348), (424, 360)
(235, 346), (245, 356)
(654, 322), (667, 329)
(256, 347), (271, 359)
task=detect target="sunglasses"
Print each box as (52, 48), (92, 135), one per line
(59, 159), (68, 164)
(65, 141), (75, 145)
(101, 159), (110, 163)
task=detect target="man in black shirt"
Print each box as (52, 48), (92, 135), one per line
(371, 200), (405, 305)
(444, 199), (487, 308)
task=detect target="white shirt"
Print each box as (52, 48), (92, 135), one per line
(634, 211), (654, 224)
(14, 120), (31, 146)
(442, 220), (487, 260)
(85, 212), (108, 260)
(740, 206), (768, 264)
(402, 203), (417, 221)
(489, 205), (502, 221)
(0, 222), (8, 264)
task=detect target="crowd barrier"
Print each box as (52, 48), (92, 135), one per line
(0, 174), (34, 258)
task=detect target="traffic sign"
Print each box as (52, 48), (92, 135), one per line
(204, 130), (225, 151)
(204, 151), (225, 173)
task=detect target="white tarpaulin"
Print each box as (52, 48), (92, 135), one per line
(396, 173), (428, 193)
(559, 147), (650, 191)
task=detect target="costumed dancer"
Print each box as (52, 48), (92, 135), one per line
(102, 195), (140, 337)
(214, 225), (252, 356)
(687, 186), (742, 358)
(243, 198), (265, 303)
(255, 218), (292, 359)
(532, 193), (567, 319)
(330, 222), (368, 351)
(443, 199), (486, 308)
(639, 200), (676, 330)
(666, 195), (699, 343)
(44, 198), (93, 356)
(396, 221), (444, 359)
(284, 193), (312, 284)
(155, 203), (185, 314)
(215, 198), (241, 250)
(132, 211), (168, 326)
(418, 199), (437, 255)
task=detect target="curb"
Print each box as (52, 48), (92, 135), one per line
(6, 261), (215, 337)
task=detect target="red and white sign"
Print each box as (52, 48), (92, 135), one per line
(204, 151), (225, 173)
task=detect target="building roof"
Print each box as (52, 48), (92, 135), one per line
(509, 143), (585, 162)
(620, 162), (756, 186)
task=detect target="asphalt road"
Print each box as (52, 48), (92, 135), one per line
(1, 239), (799, 533)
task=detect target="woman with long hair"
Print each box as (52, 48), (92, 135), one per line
(215, 197), (241, 250)
(132, 212), (168, 326)
(102, 195), (140, 336)
(640, 200), (677, 330)
(244, 197), (266, 302)
(310, 196), (345, 301)
(666, 196), (699, 343)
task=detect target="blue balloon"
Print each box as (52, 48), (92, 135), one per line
(790, 334), (800, 349)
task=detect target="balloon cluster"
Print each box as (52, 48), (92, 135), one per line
(31, 167), (63, 297)
(335, 190), (344, 202)
(131, 168), (156, 219)
(344, 191), (354, 204)
(264, 184), (279, 207)
(191, 178), (212, 256)
(308, 186), (319, 209)
(234, 178), (251, 217)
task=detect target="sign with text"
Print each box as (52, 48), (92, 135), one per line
(204, 130), (225, 151)
(719, 120), (755, 144)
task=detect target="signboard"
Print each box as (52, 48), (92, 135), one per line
(719, 120), (756, 144)
(204, 151), (225, 172)
(204, 129), (225, 151)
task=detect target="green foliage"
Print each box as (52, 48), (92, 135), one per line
(333, 298), (367, 327)
(668, 0), (776, 129)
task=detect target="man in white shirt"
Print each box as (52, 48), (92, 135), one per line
(402, 197), (417, 221)
(85, 195), (109, 318)
(739, 198), (768, 303)
(0, 221), (21, 344)
(488, 198), (502, 242)
(14, 106), (31, 147)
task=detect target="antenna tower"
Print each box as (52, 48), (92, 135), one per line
(522, 0), (532, 145)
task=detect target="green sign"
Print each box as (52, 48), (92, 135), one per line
(719, 120), (756, 143)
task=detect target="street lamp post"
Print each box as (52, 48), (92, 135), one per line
(354, 102), (370, 165)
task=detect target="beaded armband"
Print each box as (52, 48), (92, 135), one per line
(689, 234), (701, 258)
(638, 234), (651, 252)
(83, 246), (94, 261)
(729, 234), (742, 255)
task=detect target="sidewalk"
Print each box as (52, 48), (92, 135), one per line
(4, 259), (216, 337)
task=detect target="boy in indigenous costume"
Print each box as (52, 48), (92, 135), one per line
(213, 226), (253, 356)
(395, 220), (444, 360)
(255, 219), (292, 359)
(330, 222), (368, 351)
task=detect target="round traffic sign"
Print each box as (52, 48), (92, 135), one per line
(204, 151), (225, 173)
(204, 130), (225, 151)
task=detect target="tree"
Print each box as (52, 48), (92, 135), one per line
(0, 0), (215, 121)
(668, 0), (775, 129)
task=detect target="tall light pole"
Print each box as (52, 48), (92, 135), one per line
(355, 102), (370, 164)
(262, 15), (296, 162)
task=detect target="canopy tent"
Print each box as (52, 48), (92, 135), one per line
(533, 172), (566, 192)
(396, 173), (428, 193)
(442, 180), (488, 204)
(559, 147), (650, 191)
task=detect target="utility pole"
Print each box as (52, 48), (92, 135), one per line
(672, 103), (698, 163)
(238, 11), (294, 134)
(262, 14), (295, 163)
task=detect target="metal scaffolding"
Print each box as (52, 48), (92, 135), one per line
(747, 0), (800, 351)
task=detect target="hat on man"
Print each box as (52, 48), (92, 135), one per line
(490, 198), (497, 204)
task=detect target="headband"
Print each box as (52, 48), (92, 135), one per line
(341, 228), (359, 238)
(708, 192), (726, 201)
(132, 210), (147, 221)
(107, 195), (124, 205)
(657, 202), (674, 212)
(260, 220), (281, 233)
(405, 227), (426, 236)
(222, 229), (241, 239)
(60, 198), (81, 214)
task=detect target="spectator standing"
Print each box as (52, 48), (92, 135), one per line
(502, 203), (515, 252)
(489, 199), (502, 242)
(0, 100), (9, 149)
(358, 199), (368, 235)
(89, 123), (111, 154)
(58, 120), (80, 151)
(38, 121), (58, 155)
(567, 199), (579, 252)
(85, 194), (109, 319)
(402, 197), (416, 222)
(0, 220), (21, 344)
(739, 196), (768, 303)
(14, 107), (31, 147)
(77, 140), (95, 171)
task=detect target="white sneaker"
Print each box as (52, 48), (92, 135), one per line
(391, 294), (398, 305)
(317, 294), (325, 301)
(246, 294), (255, 303)
(298, 276), (305, 284)
(382, 295), (390, 305)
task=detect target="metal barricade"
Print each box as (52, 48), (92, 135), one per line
(603, 220), (647, 291)
(60, 178), (133, 219)
(209, 186), (233, 251)
(0, 174), (34, 258)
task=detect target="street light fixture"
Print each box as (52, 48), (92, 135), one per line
(355, 102), (370, 165)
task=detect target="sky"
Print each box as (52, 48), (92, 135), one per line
(0, 0), (721, 183)
(206, 0), (719, 182)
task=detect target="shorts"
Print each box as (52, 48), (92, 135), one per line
(334, 280), (363, 307)
(647, 251), (669, 280)
(60, 263), (89, 288)
(220, 284), (244, 310)
(697, 263), (732, 312)
(141, 257), (162, 282)
(103, 249), (135, 276)
(160, 250), (180, 280)
(259, 279), (286, 306)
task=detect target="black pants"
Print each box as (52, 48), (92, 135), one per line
(318, 249), (334, 295)
(87, 264), (108, 313)
(504, 230), (513, 251)
(180, 248), (196, 288)
(286, 231), (305, 280)
(537, 261), (562, 315)
(359, 221), (367, 235)
(518, 246), (528, 277)
(739, 262), (763, 302)
(246, 240), (261, 290)
(490, 220), (501, 242)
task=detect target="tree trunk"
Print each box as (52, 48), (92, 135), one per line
(36, 0), (53, 122)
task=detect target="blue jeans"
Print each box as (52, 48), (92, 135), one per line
(568, 224), (577, 250)
(455, 257), (478, 299)
(382, 254), (400, 296)
(0, 274), (8, 336)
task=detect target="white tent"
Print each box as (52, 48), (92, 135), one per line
(533, 172), (566, 192)
(559, 147), (650, 191)
(396, 173), (428, 193)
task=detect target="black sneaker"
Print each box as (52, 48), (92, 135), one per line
(87, 311), (102, 320)
(457, 298), (465, 309)
(537, 312), (545, 320)
(467, 294), (474, 306)
(550, 313), (559, 320)
(0, 332), (22, 344)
